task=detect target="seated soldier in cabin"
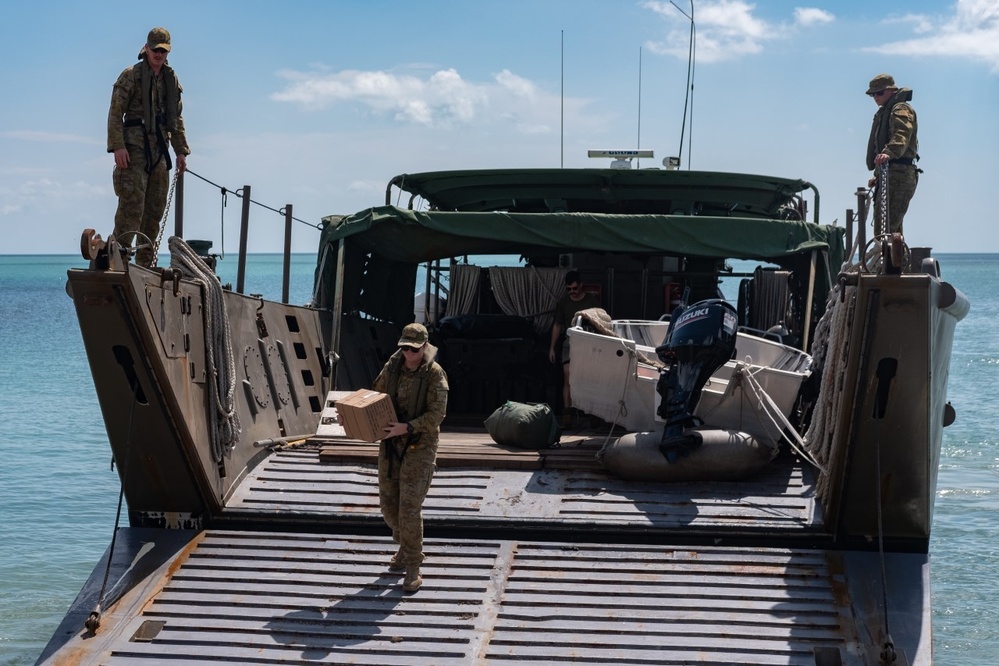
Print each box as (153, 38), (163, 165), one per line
(548, 270), (601, 426)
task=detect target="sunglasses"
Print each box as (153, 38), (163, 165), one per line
(870, 89), (889, 98)
(151, 47), (168, 54)
(399, 345), (422, 354)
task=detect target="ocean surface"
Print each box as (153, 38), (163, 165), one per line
(1, 252), (997, 664)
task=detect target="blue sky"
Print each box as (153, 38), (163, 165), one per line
(1, 0), (997, 255)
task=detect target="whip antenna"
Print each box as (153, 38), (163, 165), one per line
(671, 0), (695, 169)
(561, 29), (564, 168)
(637, 47), (643, 168)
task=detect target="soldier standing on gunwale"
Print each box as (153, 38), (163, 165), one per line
(865, 73), (919, 237)
(107, 27), (190, 267)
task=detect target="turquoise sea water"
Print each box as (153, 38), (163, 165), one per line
(1, 253), (997, 664)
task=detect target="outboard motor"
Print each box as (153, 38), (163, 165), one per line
(655, 298), (738, 462)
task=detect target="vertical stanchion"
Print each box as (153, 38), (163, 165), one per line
(237, 185), (251, 294)
(856, 187), (867, 261)
(282, 204), (293, 304)
(174, 171), (185, 238)
(846, 209), (854, 263)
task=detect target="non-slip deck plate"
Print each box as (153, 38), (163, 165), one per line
(85, 530), (860, 665)
(227, 434), (818, 534)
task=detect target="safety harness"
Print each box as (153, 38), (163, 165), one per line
(122, 61), (180, 173)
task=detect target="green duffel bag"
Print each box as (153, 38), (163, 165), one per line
(484, 401), (560, 449)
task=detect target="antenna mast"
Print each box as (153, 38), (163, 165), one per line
(637, 47), (643, 168)
(671, 0), (695, 169)
(560, 29), (564, 168)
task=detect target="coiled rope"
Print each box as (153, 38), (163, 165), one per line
(168, 236), (241, 461)
(802, 275), (855, 467)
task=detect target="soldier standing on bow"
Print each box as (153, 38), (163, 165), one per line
(865, 73), (920, 237)
(107, 27), (190, 267)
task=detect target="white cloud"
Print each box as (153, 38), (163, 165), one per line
(794, 8), (835, 27)
(881, 12), (936, 35)
(270, 66), (566, 132)
(866, 0), (999, 71)
(0, 176), (107, 217)
(642, 1), (833, 63)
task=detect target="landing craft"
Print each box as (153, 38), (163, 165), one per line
(43, 151), (966, 664)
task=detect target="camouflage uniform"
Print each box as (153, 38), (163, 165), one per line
(107, 37), (189, 267)
(866, 85), (919, 236)
(372, 344), (448, 567)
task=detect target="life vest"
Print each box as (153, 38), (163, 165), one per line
(122, 59), (181, 172)
(867, 88), (919, 170)
(138, 60), (181, 136)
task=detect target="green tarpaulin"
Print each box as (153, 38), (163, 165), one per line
(319, 206), (843, 265)
(314, 205), (845, 327)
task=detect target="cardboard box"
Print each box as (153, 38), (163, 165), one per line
(334, 389), (397, 442)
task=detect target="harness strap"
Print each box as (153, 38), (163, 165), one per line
(383, 438), (411, 479)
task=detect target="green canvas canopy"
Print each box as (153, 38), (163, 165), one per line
(313, 168), (845, 331)
(319, 206), (842, 265)
(385, 168), (820, 219)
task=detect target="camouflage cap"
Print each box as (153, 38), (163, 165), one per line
(397, 323), (429, 348)
(866, 73), (895, 95)
(147, 27), (171, 52)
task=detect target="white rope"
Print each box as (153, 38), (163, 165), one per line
(803, 272), (857, 469)
(608, 340), (636, 441)
(739, 363), (827, 474)
(168, 236), (241, 461)
(596, 338), (641, 459)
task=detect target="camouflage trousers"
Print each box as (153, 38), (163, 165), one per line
(378, 437), (438, 566)
(874, 165), (919, 237)
(112, 144), (170, 267)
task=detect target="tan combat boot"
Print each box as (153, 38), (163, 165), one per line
(403, 565), (423, 593)
(388, 549), (405, 571)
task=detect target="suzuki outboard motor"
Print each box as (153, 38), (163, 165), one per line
(655, 299), (738, 462)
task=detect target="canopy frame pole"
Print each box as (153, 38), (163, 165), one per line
(329, 238), (347, 388)
(802, 249), (817, 351)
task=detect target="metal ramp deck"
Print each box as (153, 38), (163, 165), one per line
(40, 433), (932, 665)
(41, 529), (864, 665)
(224, 431), (820, 539)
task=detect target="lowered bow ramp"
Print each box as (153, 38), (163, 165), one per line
(42, 529), (898, 665)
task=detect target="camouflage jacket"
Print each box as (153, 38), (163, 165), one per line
(866, 88), (918, 171)
(373, 344), (448, 444)
(107, 59), (190, 157)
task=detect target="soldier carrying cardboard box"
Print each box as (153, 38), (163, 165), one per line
(371, 323), (448, 593)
